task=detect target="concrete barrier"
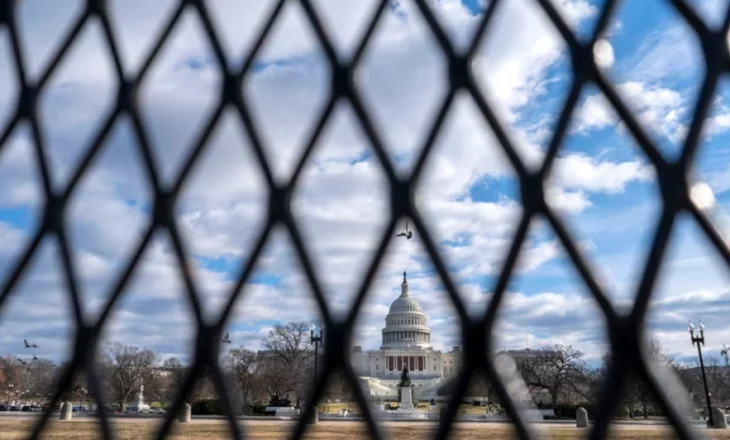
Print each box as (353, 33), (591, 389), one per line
(60, 402), (72, 420)
(576, 407), (588, 428)
(178, 403), (191, 423)
(713, 408), (727, 429)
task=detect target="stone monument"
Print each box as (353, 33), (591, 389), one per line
(576, 407), (588, 428)
(130, 379), (151, 413)
(397, 366), (414, 411)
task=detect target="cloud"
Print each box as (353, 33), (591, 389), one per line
(2, 0), (728, 374)
(573, 81), (688, 143)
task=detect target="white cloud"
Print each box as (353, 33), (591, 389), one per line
(1, 0), (721, 370)
(573, 81), (688, 143)
(550, 152), (655, 194)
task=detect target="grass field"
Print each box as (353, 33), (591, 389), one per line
(2, 420), (730, 440)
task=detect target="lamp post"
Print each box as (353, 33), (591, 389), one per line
(721, 344), (729, 366)
(689, 320), (714, 427)
(309, 323), (324, 424)
(310, 324), (324, 382)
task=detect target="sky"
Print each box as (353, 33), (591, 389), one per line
(2, 0), (730, 377)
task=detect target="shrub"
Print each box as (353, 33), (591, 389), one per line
(191, 399), (224, 415)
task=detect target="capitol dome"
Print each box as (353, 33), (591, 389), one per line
(381, 272), (432, 349)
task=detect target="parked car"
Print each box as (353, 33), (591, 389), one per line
(21, 406), (31, 412)
(8, 406), (19, 412)
(0, 405), (7, 411)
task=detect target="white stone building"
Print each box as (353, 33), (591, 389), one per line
(350, 272), (462, 399)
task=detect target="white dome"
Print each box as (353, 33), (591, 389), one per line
(388, 295), (424, 314)
(381, 272), (431, 349)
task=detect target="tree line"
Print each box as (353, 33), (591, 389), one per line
(2, 327), (729, 417)
(0, 322), (352, 414)
(438, 340), (730, 419)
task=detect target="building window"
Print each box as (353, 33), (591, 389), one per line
(376, 365), (379, 370)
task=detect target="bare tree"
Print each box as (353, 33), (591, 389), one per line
(262, 322), (313, 405)
(160, 357), (184, 405)
(263, 322), (312, 369)
(0, 356), (22, 404)
(23, 358), (57, 404)
(603, 338), (673, 418)
(518, 345), (585, 406)
(678, 355), (730, 409)
(258, 356), (298, 403)
(141, 371), (171, 406)
(222, 348), (264, 413)
(101, 342), (159, 410)
(155, 356), (214, 406)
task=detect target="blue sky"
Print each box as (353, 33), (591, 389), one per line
(1, 0), (730, 377)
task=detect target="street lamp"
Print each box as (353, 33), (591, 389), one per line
(310, 324), (324, 380)
(689, 320), (714, 427)
(721, 344), (729, 366)
(309, 323), (324, 425)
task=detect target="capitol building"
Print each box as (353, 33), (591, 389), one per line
(351, 272), (463, 400)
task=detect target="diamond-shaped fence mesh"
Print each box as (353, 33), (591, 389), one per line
(0, 0), (729, 439)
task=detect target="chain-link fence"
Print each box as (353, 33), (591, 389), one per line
(1, 0), (729, 439)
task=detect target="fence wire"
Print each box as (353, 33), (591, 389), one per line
(0, 0), (728, 439)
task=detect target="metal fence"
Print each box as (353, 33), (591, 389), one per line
(0, 0), (728, 439)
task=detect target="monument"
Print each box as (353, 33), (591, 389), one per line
(397, 366), (414, 411)
(126, 380), (151, 413)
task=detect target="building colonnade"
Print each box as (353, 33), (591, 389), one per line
(383, 331), (431, 344)
(386, 355), (427, 372)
